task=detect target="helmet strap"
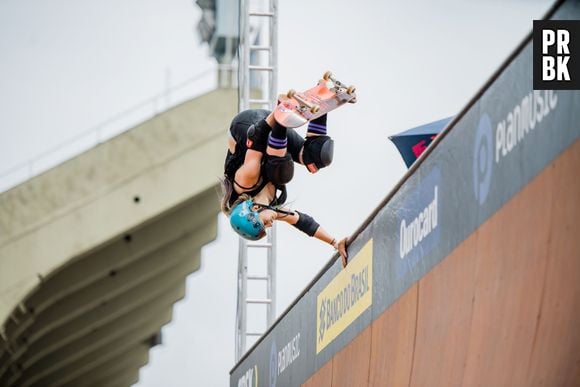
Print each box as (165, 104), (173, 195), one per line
(253, 202), (295, 216)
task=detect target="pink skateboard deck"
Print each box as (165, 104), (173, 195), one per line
(274, 71), (357, 128)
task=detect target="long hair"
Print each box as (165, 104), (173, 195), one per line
(219, 177), (251, 215)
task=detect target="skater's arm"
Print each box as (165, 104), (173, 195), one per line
(234, 149), (263, 189)
(276, 209), (349, 267)
(312, 227), (349, 268)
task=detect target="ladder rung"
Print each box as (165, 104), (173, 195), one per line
(249, 99), (271, 105)
(249, 12), (274, 17)
(250, 45), (272, 51)
(246, 242), (272, 248)
(247, 298), (271, 304)
(249, 65), (274, 72)
(247, 275), (269, 280)
(246, 332), (263, 337)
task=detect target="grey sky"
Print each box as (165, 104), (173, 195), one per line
(0, 0), (554, 386)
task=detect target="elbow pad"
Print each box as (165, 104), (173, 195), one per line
(292, 211), (320, 237)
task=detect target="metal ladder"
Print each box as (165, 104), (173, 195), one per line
(235, 0), (279, 362)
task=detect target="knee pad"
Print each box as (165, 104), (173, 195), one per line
(302, 135), (334, 173)
(264, 154), (294, 185)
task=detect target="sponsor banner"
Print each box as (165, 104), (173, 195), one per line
(394, 167), (440, 280)
(269, 332), (301, 387)
(316, 239), (373, 354)
(230, 303), (312, 387)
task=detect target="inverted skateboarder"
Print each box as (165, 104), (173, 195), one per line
(220, 109), (349, 267)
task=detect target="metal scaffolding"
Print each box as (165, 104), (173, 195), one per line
(235, 0), (279, 362)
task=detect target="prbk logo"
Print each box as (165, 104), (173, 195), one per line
(473, 114), (493, 205)
(533, 20), (580, 90)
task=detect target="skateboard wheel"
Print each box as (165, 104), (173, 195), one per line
(347, 85), (356, 95)
(287, 89), (296, 98)
(310, 105), (320, 114)
(323, 71), (332, 81)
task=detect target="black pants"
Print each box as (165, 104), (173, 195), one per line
(228, 109), (305, 163)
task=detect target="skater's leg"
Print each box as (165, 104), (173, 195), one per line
(266, 120), (288, 157)
(285, 114), (328, 166)
(234, 110), (271, 188)
(246, 112), (286, 155)
(286, 128), (305, 163)
(264, 119), (294, 185)
(301, 114), (334, 173)
(306, 114), (327, 137)
(246, 116), (272, 153)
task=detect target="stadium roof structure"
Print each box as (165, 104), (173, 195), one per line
(0, 88), (237, 387)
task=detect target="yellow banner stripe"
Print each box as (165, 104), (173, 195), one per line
(316, 239), (373, 354)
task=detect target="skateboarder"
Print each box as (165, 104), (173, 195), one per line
(220, 108), (349, 267)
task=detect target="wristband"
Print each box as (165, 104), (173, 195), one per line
(330, 238), (337, 249)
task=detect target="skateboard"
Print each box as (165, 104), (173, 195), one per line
(274, 71), (357, 128)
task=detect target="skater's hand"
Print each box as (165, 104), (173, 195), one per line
(337, 237), (348, 268)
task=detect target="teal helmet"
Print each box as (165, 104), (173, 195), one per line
(229, 200), (266, 240)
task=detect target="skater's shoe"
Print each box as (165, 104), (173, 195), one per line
(274, 101), (308, 128)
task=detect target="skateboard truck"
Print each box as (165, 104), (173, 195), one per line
(287, 90), (321, 114)
(322, 71), (357, 103)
